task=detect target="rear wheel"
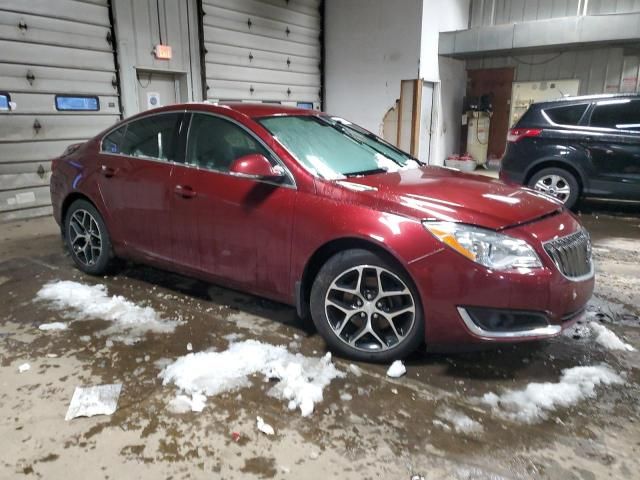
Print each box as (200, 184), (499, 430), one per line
(64, 199), (114, 275)
(528, 167), (580, 209)
(310, 249), (424, 362)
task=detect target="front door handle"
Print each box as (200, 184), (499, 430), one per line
(101, 165), (116, 178)
(174, 184), (197, 199)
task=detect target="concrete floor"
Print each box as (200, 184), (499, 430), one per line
(1, 204), (639, 479)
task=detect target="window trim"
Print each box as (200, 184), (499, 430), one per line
(182, 111), (297, 189)
(587, 98), (640, 133)
(541, 103), (590, 128)
(99, 110), (188, 163)
(55, 94), (100, 112)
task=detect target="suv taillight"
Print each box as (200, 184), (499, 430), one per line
(507, 128), (542, 143)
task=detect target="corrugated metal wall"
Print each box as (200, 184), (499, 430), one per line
(0, 0), (121, 222)
(466, 45), (640, 95)
(201, 0), (322, 106)
(470, 0), (640, 27)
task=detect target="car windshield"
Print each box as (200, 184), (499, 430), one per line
(257, 115), (421, 179)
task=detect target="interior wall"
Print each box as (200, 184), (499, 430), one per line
(437, 56), (467, 162)
(420, 0), (470, 164)
(465, 46), (640, 96)
(324, 0), (422, 135)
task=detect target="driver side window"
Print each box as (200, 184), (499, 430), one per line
(186, 114), (271, 172)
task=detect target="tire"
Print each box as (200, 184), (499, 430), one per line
(64, 199), (114, 275)
(528, 167), (580, 209)
(310, 249), (424, 362)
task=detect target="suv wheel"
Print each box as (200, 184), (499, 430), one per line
(528, 167), (580, 209)
(64, 199), (114, 275)
(310, 249), (424, 362)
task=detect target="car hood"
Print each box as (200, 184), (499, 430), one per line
(333, 166), (562, 230)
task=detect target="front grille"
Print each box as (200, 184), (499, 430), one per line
(543, 230), (593, 279)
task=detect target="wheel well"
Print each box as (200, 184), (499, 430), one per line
(525, 161), (584, 192)
(60, 192), (94, 229)
(297, 237), (407, 318)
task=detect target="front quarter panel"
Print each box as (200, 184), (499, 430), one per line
(290, 181), (443, 303)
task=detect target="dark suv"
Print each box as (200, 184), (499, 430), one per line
(500, 94), (640, 209)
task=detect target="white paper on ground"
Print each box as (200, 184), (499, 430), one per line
(65, 384), (122, 421)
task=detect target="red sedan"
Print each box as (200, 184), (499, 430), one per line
(50, 103), (594, 362)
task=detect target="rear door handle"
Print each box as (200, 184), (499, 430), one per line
(174, 184), (197, 199)
(101, 165), (116, 178)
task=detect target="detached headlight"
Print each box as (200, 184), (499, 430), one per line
(423, 221), (542, 270)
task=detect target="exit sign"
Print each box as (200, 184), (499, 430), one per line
(154, 44), (172, 60)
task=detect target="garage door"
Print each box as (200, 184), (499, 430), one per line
(0, 0), (121, 222)
(201, 0), (322, 108)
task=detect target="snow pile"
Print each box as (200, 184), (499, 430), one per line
(589, 322), (635, 352)
(482, 365), (624, 423)
(38, 322), (68, 331)
(36, 281), (180, 337)
(386, 360), (406, 378)
(159, 340), (344, 416)
(435, 407), (484, 435)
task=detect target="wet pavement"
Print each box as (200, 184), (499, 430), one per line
(0, 206), (639, 479)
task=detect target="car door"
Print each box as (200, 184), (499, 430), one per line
(586, 98), (640, 200)
(98, 112), (185, 261)
(170, 112), (297, 298)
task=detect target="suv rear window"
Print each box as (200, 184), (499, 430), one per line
(590, 99), (640, 130)
(543, 104), (588, 125)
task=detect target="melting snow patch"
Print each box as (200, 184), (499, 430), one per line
(589, 322), (635, 352)
(482, 365), (624, 423)
(36, 281), (181, 338)
(38, 322), (68, 331)
(386, 360), (406, 378)
(435, 407), (483, 435)
(256, 416), (275, 435)
(159, 340), (344, 417)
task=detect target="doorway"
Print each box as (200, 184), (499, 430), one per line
(136, 71), (185, 111)
(467, 68), (514, 160)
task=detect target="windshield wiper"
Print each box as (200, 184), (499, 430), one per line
(344, 168), (387, 177)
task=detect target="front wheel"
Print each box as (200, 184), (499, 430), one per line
(310, 249), (424, 362)
(528, 167), (580, 209)
(64, 199), (114, 275)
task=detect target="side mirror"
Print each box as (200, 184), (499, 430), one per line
(229, 154), (285, 181)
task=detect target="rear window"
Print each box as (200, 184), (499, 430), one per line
(543, 104), (588, 125)
(590, 99), (640, 130)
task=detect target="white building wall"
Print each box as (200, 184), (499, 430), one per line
(420, 0), (470, 165)
(325, 0), (469, 165)
(324, 0), (422, 135)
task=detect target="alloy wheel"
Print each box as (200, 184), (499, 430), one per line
(324, 265), (416, 352)
(68, 209), (103, 267)
(533, 174), (571, 203)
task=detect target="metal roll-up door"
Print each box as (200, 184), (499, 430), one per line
(201, 0), (322, 108)
(0, 0), (121, 222)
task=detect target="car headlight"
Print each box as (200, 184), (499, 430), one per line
(423, 221), (542, 270)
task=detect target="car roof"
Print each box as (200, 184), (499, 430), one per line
(148, 101), (319, 119)
(533, 93), (640, 109)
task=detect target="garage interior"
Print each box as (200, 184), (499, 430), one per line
(1, 1), (640, 479)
